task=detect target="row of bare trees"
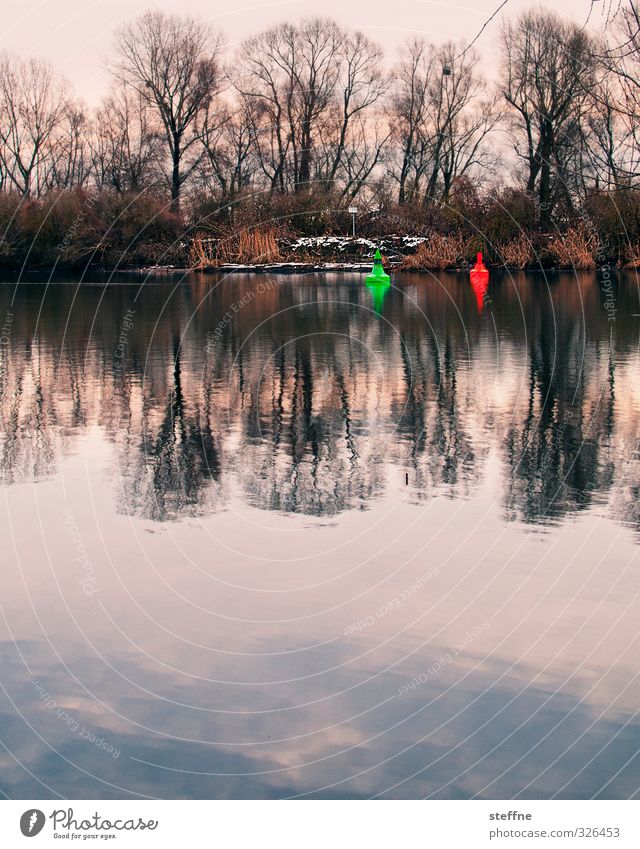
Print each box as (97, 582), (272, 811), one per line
(1, 4), (639, 223)
(501, 8), (640, 228)
(0, 54), (88, 196)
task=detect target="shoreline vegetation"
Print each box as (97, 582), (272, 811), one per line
(1, 5), (640, 276)
(2, 188), (640, 274)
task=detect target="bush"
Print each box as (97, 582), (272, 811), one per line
(624, 242), (640, 268)
(0, 188), (183, 269)
(483, 188), (539, 245)
(3, 184), (640, 270)
(584, 189), (640, 263)
(0, 192), (25, 263)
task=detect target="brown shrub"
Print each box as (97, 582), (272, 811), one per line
(584, 189), (640, 260)
(483, 188), (538, 243)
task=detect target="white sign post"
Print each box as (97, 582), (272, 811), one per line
(347, 206), (358, 237)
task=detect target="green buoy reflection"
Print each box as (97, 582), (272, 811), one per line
(366, 279), (390, 314)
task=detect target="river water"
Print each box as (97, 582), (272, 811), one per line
(1, 268), (639, 799)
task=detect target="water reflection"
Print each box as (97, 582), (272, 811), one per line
(470, 270), (489, 314)
(366, 279), (390, 315)
(1, 270), (640, 800)
(3, 640), (639, 799)
(119, 336), (224, 521)
(1, 271), (638, 528)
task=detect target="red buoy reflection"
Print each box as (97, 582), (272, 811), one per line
(470, 251), (489, 313)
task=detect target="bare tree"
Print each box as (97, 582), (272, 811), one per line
(391, 38), (432, 204)
(91, 84), (160, 193)
(233, 26), (292, 193)
(237, 18), (381, 194)
(321, 30), (388, 189)
(333, 111), (390, 200)
(422, 42), (494, 205)
(0, 52), (71, 196)
(500, 9), (596, 228)
(438, 90), (503, 200)
(565, 77), (635, 194)
(390, 39), (495, 204)
(43, 102), (91, 191)
(293, 19), (342, 190)
(604, 1), (640, 115)
(197, 96), (258, 205)
(110, 11), (223, 213)
(594, 1), (640, 187)
(235, 19), (388, 198)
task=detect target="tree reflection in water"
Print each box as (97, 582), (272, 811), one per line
(0, 270), (638, 531)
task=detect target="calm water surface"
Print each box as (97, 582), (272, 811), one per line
(1, 269), (640, 799)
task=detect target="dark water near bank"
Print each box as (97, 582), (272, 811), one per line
(1, 268), (640, 799)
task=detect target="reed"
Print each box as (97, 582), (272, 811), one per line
(624, 242), (640, 268)
(497, 235), (533, 269)
(189, 235), (219, 268)
(189, 225), (282, 267)
(236, 227), (281, 263)
(547, 226), (597, 269)
(399, 234), (467, 270)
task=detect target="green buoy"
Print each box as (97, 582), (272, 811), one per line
(366, 249), (390, 284)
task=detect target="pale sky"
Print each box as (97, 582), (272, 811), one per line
(0, 0), (609, 105)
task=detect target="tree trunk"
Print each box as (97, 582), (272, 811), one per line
(398, 137), (412, 204)
(171, 137), (181, 215)
(539, 122), (553, 230)
(297, 122), (312, 191)
(423, 137), (443, 207)
(442, 169), (452, 201)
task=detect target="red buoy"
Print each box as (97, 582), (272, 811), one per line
(473, 252), (487, 272)
(470, 252), (489, 313)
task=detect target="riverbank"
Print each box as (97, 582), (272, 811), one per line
(185, 232), (640, 273)
(3, 215), (640, 275)
(7, 237), (639, 276)
(2, 188), (640, 274)
(5, 258), (639, 278)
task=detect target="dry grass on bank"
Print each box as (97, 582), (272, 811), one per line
(497, 235), (534, 269)
(235, 228), (281, 263)
(547, 226), (597, 269)
(625, 243), (640, 268)
(185, 224), (640, 272)
(399, 234), (469, 270)
(189, 235), (218, 268)
(190, 226), (282, 268)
